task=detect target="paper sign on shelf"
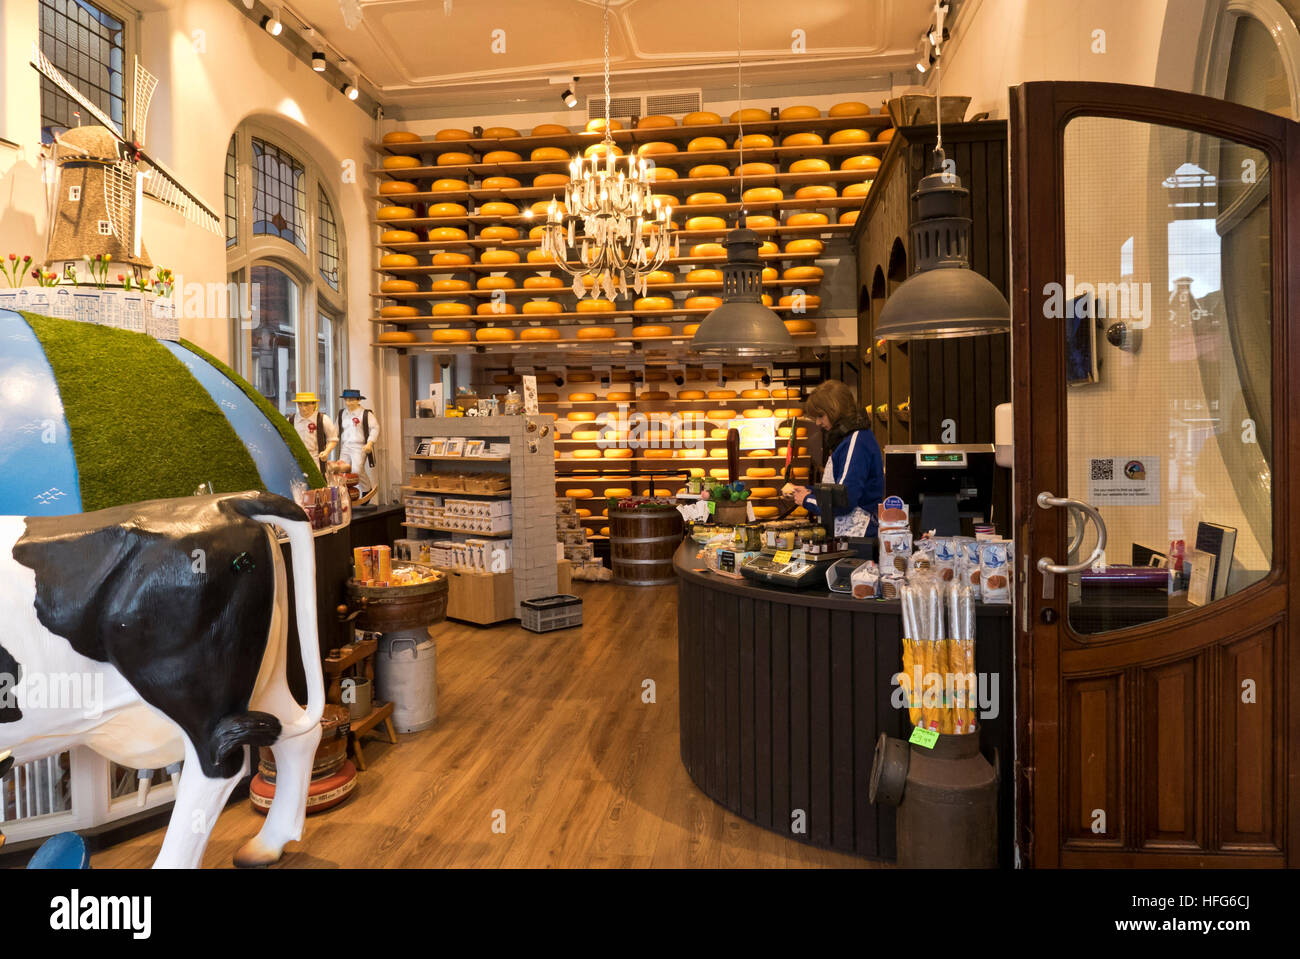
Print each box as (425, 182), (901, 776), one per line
(736, 417), (776, 450)
(521, 375), (539, 415)
(1086, 455), (1161, 505)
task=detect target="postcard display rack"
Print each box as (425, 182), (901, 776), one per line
(402, 416), (557, 623)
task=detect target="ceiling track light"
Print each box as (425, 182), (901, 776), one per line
(312, 50), (327, 72)
(260, 13), (283, 36)
(342, 80), (358, 100)
(561, 87), (577, 108)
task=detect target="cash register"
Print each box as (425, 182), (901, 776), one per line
(883, 444), (996, 536)
(740, 482), (855, 589)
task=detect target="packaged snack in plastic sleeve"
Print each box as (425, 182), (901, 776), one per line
(979, 540), (1012, 604)
(879, 528), (913, 578)
(958, 537), (982, 600)
(877, 495), (910, 530)
(933, 537), (959, 582)
(849, 561), (880, 599)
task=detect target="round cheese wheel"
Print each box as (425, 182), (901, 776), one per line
(381, 229), (419, 243)
(792, 466), (810, 479)
(780, 293), (821, 308)
(730, 108), (768, 123)
(568, 410), (597, 421)
(586, 118), (622, 133)
(576, 325), (617, 338)
(531, 146), (569, 162)
(603, 448), (633, 459)
(640, 390), (670, 399)
(686, 268), (723, 283)
(639, 141), (679, 156)
(433, 251), (472, 266)
(751, 506), (780, 519)
(476, 275), (517, 290)
(790, 158), (831, 174)
(651, 194), (679, 211)
(379, 180), (419, 196)
(683, 111), (723, 126)
(526, 250), (560, 265)
(687, 191), (727, 205)
(684, 295), (723, 310)
(779, 105), (821, 120)
(432, 302), (472, 316)
(379, 305), (419, 318)
(787, 212), (830, 226)
(565, 489), (595, 499)
(428, 227), (469, 241)
(480, 226), (520, 241)
(649, 166), (679, 181)
(435, 128), (472, 141)
(523, 275), (564, 289)
(602, 391), (631, 401)
(689, 242), (726, 257)
(741, 388), (770, 399)
(707, 468), (730, 479)
(829, 101), (871, 117)
(481, 126), (520, 139)
(785, 238), (825, 255)
(482, 150), (522, 164)
(770, 388), (793, 399)
(784, 265), (825, 280)
(568, 391), (597, 402)
(829, 128), (870, 144)
(602, 488), (632, 500)
(377, 205), (415, 220)
(381, 253), (419, 268)
(734, 133), (774, 149)
(842, 154), (881, 172)
(637, 114), (677, 129)
(709, 448), (731, 459)
(795, 184), (837, 200)
(748, 486), (779, 498)
(521, 302), (563, 316)
(635, 296), (674, 312)
(528, 199), (563, 217)
(678, 389), (706, 400)
(532, 173), (571, 188)
(644, 449), (675, 459)
(689, 164), (730, 179)
(433, 279), (471, 293)
(571, 430), (599, 440)
(632, 325), (672, 337)
(529, 225), (549, 239)
(573, 449), (601, 458)
(762, 267), (779, 281)
(706, 428), (728, 440)
(480, 249), (521, 264)
(773, 407), (804, 418)
(429, 202), (467, 217)
(576, 300), (615, 314)
(839, 210), (860, 225)
(482, 177), (523, 192)
(585, 142), (623, 159)
(567, 371), (595, 382)
(641, 270), (675, 286)
(437, 152), (474, 166)
(745, 215), (779, 229)
(707, 409), (736, 420)
(532, 123), (569, 136)
(742, 408), (773, 418)
(742, 186), (784, 203)
(378, 331), (418, 343)
(479, 201), (520, 217)
(782, 132), (824, 147)
(477, 302), (517, 315)
(784, 319), (816, 333)
(686, 215), (726, 231)
(519, 324), (561, 337)
(380, 279), (419, 293)
(777, 427), (809, 438)
(708, 389), (737, 399)
(746, 466), (777, 478)
(431, 178), (469, 192)
(759, 241), (779, 254)
(842, 181), (872, 198)
(383, 155), (420, 170)
(383, 130), (422, 145)
(735, 161), (777, 176)
(431, 328), (471, 342)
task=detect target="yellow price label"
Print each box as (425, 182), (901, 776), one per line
(773, 549), (792, 565)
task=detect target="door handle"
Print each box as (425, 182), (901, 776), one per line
(1065, 504), (1087, 560)
(1036, 491), (1107, 575)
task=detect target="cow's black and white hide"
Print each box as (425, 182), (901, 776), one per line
(0, 492), (324, 868)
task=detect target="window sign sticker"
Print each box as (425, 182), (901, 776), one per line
(1087, 456), (1161, 505)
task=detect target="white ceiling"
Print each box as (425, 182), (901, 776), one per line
(264, 0), (937, 116)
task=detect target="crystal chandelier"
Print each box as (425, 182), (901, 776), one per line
(537, 0), (675, 300)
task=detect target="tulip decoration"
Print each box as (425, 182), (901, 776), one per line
(3, 254), (33, 287)
(31, 268), (61, 287)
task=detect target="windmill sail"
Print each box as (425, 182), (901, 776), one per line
(140, 152), (222, 234)
(31, 44), (123, 138)
(104, 158), (136, 245)
(131, 58), (158, 146)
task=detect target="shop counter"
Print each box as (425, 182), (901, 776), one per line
(674, 542), (1014, 864)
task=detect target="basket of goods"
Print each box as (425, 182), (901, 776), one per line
(701, 479), (750, 525)
(344, 548), (449, 632)
(453, 386), (479, 412)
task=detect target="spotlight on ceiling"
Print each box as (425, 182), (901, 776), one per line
(915, 36), (933, 73)
(342, 80), (358, 101)
(561, 87), (578, 108)
(312, 51), (327, 72)
(260, 14), (283, 36)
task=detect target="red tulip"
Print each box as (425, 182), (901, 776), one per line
(22, 255), (31, 263)
(117, 273), (124, 281)
(7, 254), (14, 262)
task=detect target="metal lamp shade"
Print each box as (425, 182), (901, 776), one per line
(690, 227), (795, 357)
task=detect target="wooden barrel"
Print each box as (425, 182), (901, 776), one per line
(609, 507), (683, 586)
(344, 569), (448, 632)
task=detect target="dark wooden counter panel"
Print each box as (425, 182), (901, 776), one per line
(674, 543), (1014, 864)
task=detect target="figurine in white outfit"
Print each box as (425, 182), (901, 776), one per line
(337, 389), (380, 493)
(286, 391), (339, 465)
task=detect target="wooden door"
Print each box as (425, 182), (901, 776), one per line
(1011, 81), (1300, 867)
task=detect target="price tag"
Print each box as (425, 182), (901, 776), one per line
(707, 501), (716, 515)
(909, 726), (939, 749)
(773, 549), (792, 565)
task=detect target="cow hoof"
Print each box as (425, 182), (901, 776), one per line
(233, 837), (283, 868)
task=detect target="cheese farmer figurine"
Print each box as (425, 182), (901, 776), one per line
(337, 388), (380, 493)
(286, 391), (339, 466)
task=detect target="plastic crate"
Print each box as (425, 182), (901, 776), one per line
(520, 594), (583, 633)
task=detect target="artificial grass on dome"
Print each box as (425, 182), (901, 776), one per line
(179, 337), (325, 488)
(21, 312), (266, 512)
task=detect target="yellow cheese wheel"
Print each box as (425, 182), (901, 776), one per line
(784, 265), (825, 280)
(673, 448), (702, 458)
(782, 132), (824, 147)
(735, 162), (777, 176)
(603, 448), (633, 459)
(705, 428), (727, 440)
(644, 270), (676, 285)
(730, 108), (768, 123)
(708, 389), (738, 399)
(526, 250), (560, 266)
(644, 449), (675, 459)
(568, 391), (597, 402)
(482, 150), (522, 164)
(652, 489), (671, 497)
(533, 173), (571, 188)
(479, 201), (520, 217)
(787, 212), (830, 226)
(632, 325), (673, 337)
(779, 105), (821, 120)
(377, 205), (415, 220)
(383, 155), (420, 170)
(639, 141), (679, 156)
(707, 448), (729, 459)
(379, 305), (419, 318)
(784, 319), (816, 333)
(748, 486), (779, 498)
(794, 184), (837, 200)
(526, 199), (562, 217)
(839, 210), (860, 225)
(378, 331), (418, 343)
(876, 128), (895, 142)
(705, 468), (729, 479)
(683, 111), (723, 126)
(686, 216), (727, 231)
(689, 242), (726, 257)
(432, 251), (472, 266)
(686, 268), (723, 282)
(576, 325), (617, 338)
(428, 202), (467, 218)
(483, 126), (521, 139)
(480, 249), (521, 264)
(734, 133), (774, 149)
(381, 229), (419, 243)
(585, 142), (623, 159)
(635, 296), (674, 312)
(571, 430), (599, 440)
(479, 226), (520, 241)
(773, 407), (804, 418)
(575, 508), (594, 518)
(829, 128), (870, 144)
(428, 227), (468, 241)
(565, 488), (595, 499)
(600, 488), (631, 500)
(431, 178), (469, 192)
(741, 388), (770, 399)
(640, 390), (670, 400)
(762, 266), (779, 281)
(686, 468), (706, 478)
(687, 191), (727, 205)
(531, 146), (569, 162)
(431, 328), (471, 343)
(477, 275), (517, 290)
(684, 295), (723, 310)
(432, 302), (472, 316)
(776, 427), (809, 438)
(745, 215), (779, 229)
(678, 389), (706, 400)
(380, 279), (418, 293)
(576, 300), (615, 314)
(792, 466), (810, 479)
(573, 449), (601, 459)
(477, 302), (517, 315)
(649, 166), (679, 181)
(770, 388), (794, 399)
(790, 158), (831, 173)
(689, 164), (730, 179)
(523, 275), (564, 289)
(746, 467), (777, 478)
(519, 323), (561, 336)
(829, 101), (871, 117)
(437, 152), (474, 166)
(381, 253), (419, 268)
(785, 238), (825, 254)
(759, 241), (779, 254)
(751, 506), (780, 519)
(637, 115), (677, 129)
(383, 130), (422, 144)
(780, 293), (821, 308)
(842, 155), (881, 172)
(842, 181), (872, 198)
(707, 409), (736, 420)
(379, 180), (419, 196)
(521, 302), (563, 315)
(435, 128), (472, 141)
(529, 225), (549, 239)
(586, 118), (622, 133)
(742, 187), (784, 203)
(743, 408), (773, 418)
(567, 410), (597, 421)
(532, 123), (569, 136)
(602, 391), (631, 401)
(651, 194), (679, 211)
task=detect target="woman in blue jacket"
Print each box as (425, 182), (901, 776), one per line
(786, 380), (883, 538)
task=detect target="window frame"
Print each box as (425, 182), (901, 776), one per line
(1204, 0), (1300, 119)
(38, 0), (140, 143)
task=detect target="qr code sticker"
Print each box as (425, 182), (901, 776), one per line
(1089, 458), (1113, 481)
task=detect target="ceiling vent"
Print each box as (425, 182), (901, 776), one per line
(587, 95), (642, 122)
(585, 90), (703, 122)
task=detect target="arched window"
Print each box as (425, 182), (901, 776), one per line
(226, 122), (347, 418)
(1204, 0), (1300, 118)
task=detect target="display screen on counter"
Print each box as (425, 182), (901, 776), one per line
(916, 452), (967, 466)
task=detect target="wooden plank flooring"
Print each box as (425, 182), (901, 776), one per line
(93, 582), (877, 868)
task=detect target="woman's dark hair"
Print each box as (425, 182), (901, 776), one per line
(804, 379), (861, 429)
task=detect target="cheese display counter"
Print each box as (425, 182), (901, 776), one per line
(673, 541), (1014, 864)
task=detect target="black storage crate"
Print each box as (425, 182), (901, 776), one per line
(520, 594), (583, 633)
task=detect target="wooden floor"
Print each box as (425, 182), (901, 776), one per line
(94, 582), (876, 868)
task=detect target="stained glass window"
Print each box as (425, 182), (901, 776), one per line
(251, 136), (308, 253)
(318, 187), (340, 291)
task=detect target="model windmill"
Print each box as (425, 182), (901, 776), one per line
(31, 45), (222, 281)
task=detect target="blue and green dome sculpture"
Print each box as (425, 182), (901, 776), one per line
(1, 309), (324, 516)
